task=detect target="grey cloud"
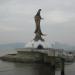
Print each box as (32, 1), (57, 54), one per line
(0, 0), (11, 4)
(0, 0), (75, 45)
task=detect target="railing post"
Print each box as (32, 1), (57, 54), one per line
(50, 49), (56, 75)
(61, 57), (65, 75)
(61, 50), (65, 75)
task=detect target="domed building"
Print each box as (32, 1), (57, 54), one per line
(25, 40), (49, 49)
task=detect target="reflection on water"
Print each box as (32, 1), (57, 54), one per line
(0, 49), (75, 75)
(0, 60), (52, 75)
(14, 63), (52, 75)
(55, 62), (75, 75)
(0, 49), (52, 75)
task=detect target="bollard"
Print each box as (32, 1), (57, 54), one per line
(61, 58), (65, 75)
(51, 63), (55, 75)
(46, 62), (55, 75)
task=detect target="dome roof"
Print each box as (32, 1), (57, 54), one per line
(25, 40), (48, 48)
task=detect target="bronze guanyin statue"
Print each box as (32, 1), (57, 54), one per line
(34, 9), (45, 41)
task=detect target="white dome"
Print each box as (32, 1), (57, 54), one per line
(25, 40), (49, 48)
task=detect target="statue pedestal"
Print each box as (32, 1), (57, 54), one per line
(25, 40), (48, 49)
(34, 32), (44, 41)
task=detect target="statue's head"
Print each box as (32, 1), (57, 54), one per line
(38, 9), (41, 11)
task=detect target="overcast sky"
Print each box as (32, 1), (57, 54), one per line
(0, 0), (75, 45)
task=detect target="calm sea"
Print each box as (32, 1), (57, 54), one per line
(0, 49), (75, 75)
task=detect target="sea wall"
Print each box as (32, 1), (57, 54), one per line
(0, 51), (47, 63)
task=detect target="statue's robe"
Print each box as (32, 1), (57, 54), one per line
(34, 11), (43, 35)
(34, 9), (44, 41)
